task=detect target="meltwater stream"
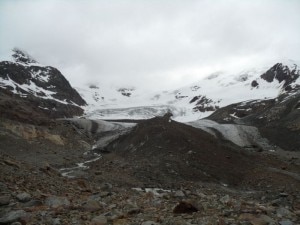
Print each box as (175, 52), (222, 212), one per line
(59, 152), (102, 178)
(58, 119), (137, 178)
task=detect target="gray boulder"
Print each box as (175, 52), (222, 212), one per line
(16, 192), (31, 202)
(45, 196), (70, 208)
(0, 210), (27, 224)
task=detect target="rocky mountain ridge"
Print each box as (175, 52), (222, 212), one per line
(260, 63), (299, 90)
(0, 48), (86, 123)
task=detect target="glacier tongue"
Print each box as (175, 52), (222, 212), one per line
(187, 119), (272, 149)
(77, 61), (299, 122)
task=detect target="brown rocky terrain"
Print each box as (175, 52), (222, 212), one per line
(1, 113), (300, 224)
(1, 151), (300, 225)
(0, 90), (84, 125)
(100, 116), (298, 190)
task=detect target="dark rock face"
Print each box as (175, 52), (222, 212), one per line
(0, 48), (86, 123)
(173, 201), (198, 214)
(250, 92), (300, 152)
(251, 80), (259, 88)
(260, 63), (299, 90)
(12, 48), (37, 64)
(0, 91), (84, 124)
(118, 88), (134, 97)
(190, 95), (219, 112)
(162, 111), (173, 120)
(0, 62), (86, 106)
(207, 99), (276, 124)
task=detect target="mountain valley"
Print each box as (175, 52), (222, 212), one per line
(0, 49), (299, 224)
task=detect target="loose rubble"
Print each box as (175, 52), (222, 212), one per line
(0, 152), (299, 225)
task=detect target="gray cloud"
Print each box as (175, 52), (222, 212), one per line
(0, 0), (299, 90)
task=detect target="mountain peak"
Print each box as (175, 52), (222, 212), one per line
(12, 48), (38, 65)
(260, 61), (300, 85)
(0, 49), (87, 122)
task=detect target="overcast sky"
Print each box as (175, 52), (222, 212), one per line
(0, 0), (300, 91)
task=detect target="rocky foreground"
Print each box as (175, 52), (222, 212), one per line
(0, 116), (300, 225)
(0, 153), (300, 225)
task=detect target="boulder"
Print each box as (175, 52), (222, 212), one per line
(220, 195), (231, 204)
(0, 210), (27, 224)
(16, 192), (31, 202)
(91, 215), (107, 225)
(173, 201), (198, 214)
(82, 199), (102, 212)
(141, 221), (160, 225)
(279, 220), (294, 225)
(45, 196), (70, 208)
(0, 196), (10, 206)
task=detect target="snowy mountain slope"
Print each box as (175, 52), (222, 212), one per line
(77, 84), (207, 121)
(0, 48), (86, 122)
(0, 48), (86, 107)
(3, 48), (298, 123)
(78, 60), (300, 122)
